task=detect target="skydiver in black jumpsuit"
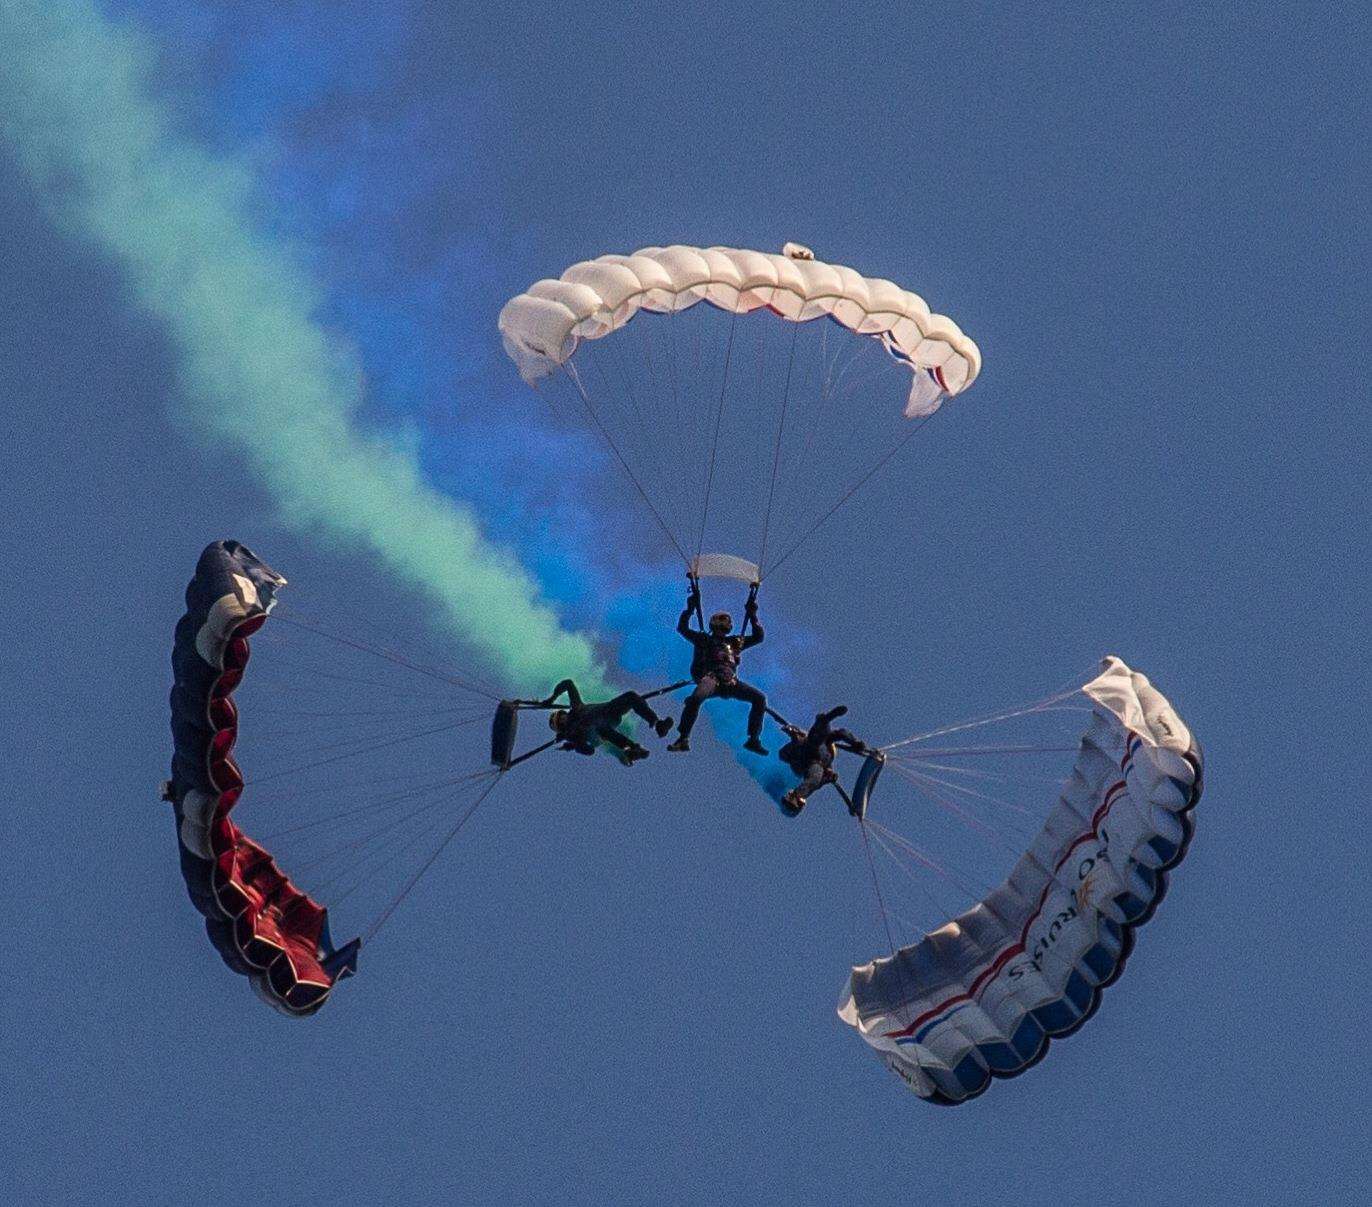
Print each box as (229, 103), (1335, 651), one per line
(777, 705), (872, 816)
(667, 580), (770, 755)
(540, 679), (674, 762)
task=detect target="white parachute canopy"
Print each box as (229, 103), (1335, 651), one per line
(499, 243), (981, 419)
(497, 244), (983, 581)
(841, 657), (1203, 1105)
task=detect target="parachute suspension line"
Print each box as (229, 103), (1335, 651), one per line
(888, 748), (1076, 799)
(695, 306), (740, 561)
(250, 702), (482, 722)
(591, 335), (650, 451)
(863, 822), (961, 940)
(319, 770), (500, 905)
(245, 716), (485, 787)
(296, 784), (460, 888)
(865, 822), (997, 947)
(885, 762), (1032, 860)
(562, 362), (691, 568)
(258, 765), (499, 844)
(763, 408), (939, 581)
(882, 687), (1088, 751)
(598, 332), (665, 507)
(757, 317), (803, 572)
(891, 743), (1082, 759)
(642, 303), (696, 530)
(889, 763), (1039, 844)
(866, 818), (1086, 987)
(364, 771), (501, 943)
(271, 612), (501, 701)
(786, 314), (839, 503)
(250, 662), (455, 701)
(858, 820), (917, 1029)
(328, 814), (456, 909)
(888, 756), (1050, 808)
(867, 819), (993, 907)
(248, 710), (488, 763)
(812, 344), (894, 520)
(665, 296), (685, 482)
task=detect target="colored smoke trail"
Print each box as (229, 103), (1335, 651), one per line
(1, 0), (806, 797)
(0, 0), (608, 697)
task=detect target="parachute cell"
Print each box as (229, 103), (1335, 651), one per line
(165, 541), (359, 1015)
(839, 657), (1202, 1104)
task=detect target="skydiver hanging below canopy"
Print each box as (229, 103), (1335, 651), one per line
(777, 705), (874, 817)
(667, 576), (769, 756)
(536, 678), (674, 763)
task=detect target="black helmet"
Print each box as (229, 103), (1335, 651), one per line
(709, 611), (733, 634)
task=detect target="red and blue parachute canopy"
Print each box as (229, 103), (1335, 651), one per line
(165, 541), (359, 1015)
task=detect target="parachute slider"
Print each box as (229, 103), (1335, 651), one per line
(689, 553), (760, 586)
(491, 700), (522, 768)
(848, 751), (886, 821)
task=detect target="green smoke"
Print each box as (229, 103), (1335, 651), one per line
(0, 0), (607, 695)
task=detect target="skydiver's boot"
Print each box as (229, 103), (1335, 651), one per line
(743, 736), (769, 756)
(654, 716), (674, 738)
(627, 743), (650, 763)
(781, 790), (806, 817)
(667, 735), (690, 752)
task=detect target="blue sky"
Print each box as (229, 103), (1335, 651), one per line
(0, 2), (1364, 1204)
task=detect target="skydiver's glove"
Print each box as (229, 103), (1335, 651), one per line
(744, 599), (759, 621)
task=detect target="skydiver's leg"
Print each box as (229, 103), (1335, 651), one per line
(595, 724), (648, 760)
(795, 760), (830, 800)
(718, 679), (768, 747)
(606, 690), (671, 736)
(670, 677), (717, 749)
(782, 760), (835, 815)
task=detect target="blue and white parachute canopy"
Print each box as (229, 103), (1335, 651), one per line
(840, 657), (1203, 1105)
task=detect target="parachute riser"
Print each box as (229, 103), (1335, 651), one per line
(500, 737), (559, 771)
